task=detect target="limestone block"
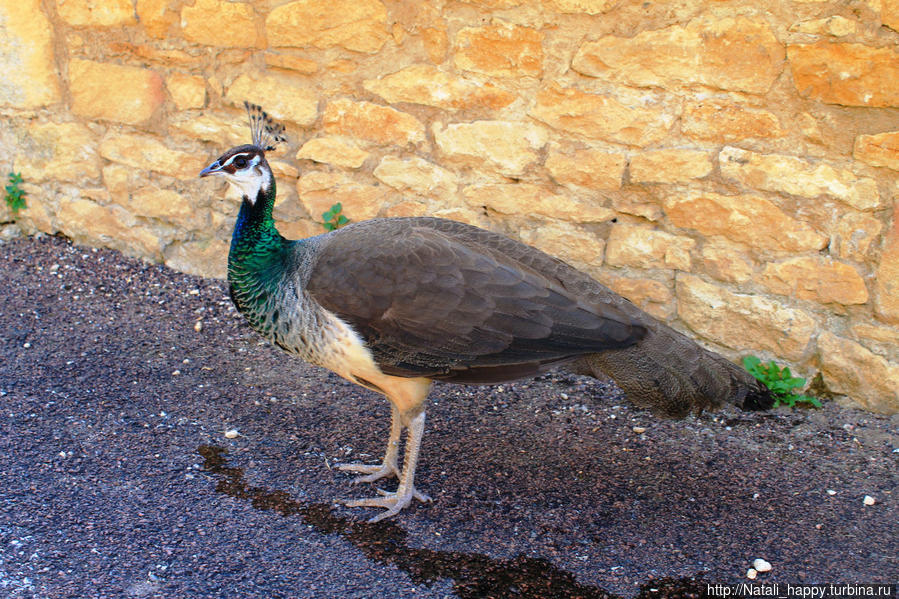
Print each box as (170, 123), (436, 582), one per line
(385, 200), (429, 218)
(682, 100), (784, 142)
(463, 184), (614, 223)
(885, 0), (899, 31)
(298, 172), (391, 222)
(854, 131), (899, 171)
(181, 0), (256, 47)
(818, 332), (899, 414)
(276, 219), (323, 240)
(760, 256), (868, 305)
(852, 323), (899, 348)
(664, 192), (827, 253)
(431, 207), (487, 228)
(630, 149), (713, 184)
(677, 273), (817, 361)
(264, 53), (318, 74)
(373, 156), (457, 197)
(137, 0), (176, 38)
(719, 146), (883, 211)
(0, 0), (61, 108)
(699, 244), (755, 284)
(530, 84), (674, 147)
(103, 164), (149, 199)
(434, 121), (547, 176)
(605, 224), (695, 271)
(422, 27), (448, 63)
(545, 144), (624, 190)
(453, 21), (544, 78)
(164, 239), (228, 279)
(832, 211), (882, 262)
(13, 185), (56, 235)
(788, 42), (899, 107)
(519, 224), (604, 273)
(69, 59), (164, 125)
(57, 0), (135, 26)
(458, 0), (523, 7)
(598, 272), (674, 320)
(266, 0), (388, 54)
(225, 73), (318, 126)
(850, 323), (899, 365)
(100, 132), (206, 180)
(57, 197), (161, 260)
(127, 187), (206, 228)
(789, 16), (858, 37)
(363, 65), (515, 111)
(875, 204), (899, 323)
(297, 137), (369, 168)
(572, 16), (784, 94)
(16, 121), (100, 184)
(166, 73), (206, 110)
(543, 0), (616, 14)
(323, 99), (425, 146)
(170, 113), (247, 147)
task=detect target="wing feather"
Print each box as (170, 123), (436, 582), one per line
(303, 218), (646, 382)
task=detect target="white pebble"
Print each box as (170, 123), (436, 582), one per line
(189, 289), (200, 295)
(826, 489), (837, 496)
(171, 370), (181, 376)
(863, 495), (876, 506)
(753, 558), (772, 572)
(560, 393), (569, 400)
(23, 342), (31, 348)
(194, 321), (203, 332)
(224, 429), (239, 439)
(632, 426), (646, 434)
(746, 568), (757, 579)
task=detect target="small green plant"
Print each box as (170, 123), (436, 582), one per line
(4, 172), (27, 215)
(743, 355), (822, 408)
(321, 202), (349, 231)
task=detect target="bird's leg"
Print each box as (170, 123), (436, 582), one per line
(345, 409), (432, 522)
(337, 404), (402, 483)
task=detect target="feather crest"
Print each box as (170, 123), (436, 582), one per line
(245, 101), (287, 152)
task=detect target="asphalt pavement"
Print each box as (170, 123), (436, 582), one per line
(1, 234), (897, 598)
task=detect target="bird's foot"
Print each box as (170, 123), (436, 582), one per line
(344, 486), (433, 523)
(337, 461), (400, 484)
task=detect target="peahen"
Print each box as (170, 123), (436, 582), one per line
(199, 104), (772, 522)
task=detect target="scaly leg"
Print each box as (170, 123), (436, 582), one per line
(345, 409), (432, 522)
(337, 404), (402, 483)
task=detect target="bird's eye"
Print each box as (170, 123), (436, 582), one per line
(233, 156), (248, 169)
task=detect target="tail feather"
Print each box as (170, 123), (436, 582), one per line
(572, 323), (773, 418)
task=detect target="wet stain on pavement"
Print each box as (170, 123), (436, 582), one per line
(198, 445), (708, 599)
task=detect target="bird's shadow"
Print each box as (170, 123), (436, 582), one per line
(198, 445), (708, 599)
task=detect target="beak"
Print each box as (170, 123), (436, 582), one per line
(200, 160), (223, 178)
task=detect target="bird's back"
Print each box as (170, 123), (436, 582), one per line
(299, 217), (648, 383)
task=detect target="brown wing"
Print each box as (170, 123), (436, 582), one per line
(303, 218), (646, 383)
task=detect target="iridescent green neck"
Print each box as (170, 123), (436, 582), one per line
(229, 180), (285, 258)
(228, 182), (288, 314)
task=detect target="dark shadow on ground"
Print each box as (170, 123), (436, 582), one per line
(199, 445), (709, 599)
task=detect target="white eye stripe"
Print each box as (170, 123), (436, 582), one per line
(224, 153), (258, 168)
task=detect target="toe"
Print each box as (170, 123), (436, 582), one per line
(337, 462), (399, 483)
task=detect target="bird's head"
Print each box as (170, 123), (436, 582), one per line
(200, 144), (272, 203)
(200, 102), (286, 204)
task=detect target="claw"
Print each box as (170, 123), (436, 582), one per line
(345, 486), (432, 522)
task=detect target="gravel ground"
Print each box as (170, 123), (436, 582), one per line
(1, 234), (897, 599)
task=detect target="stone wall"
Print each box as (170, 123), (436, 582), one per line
(1, 0), (898, 413)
